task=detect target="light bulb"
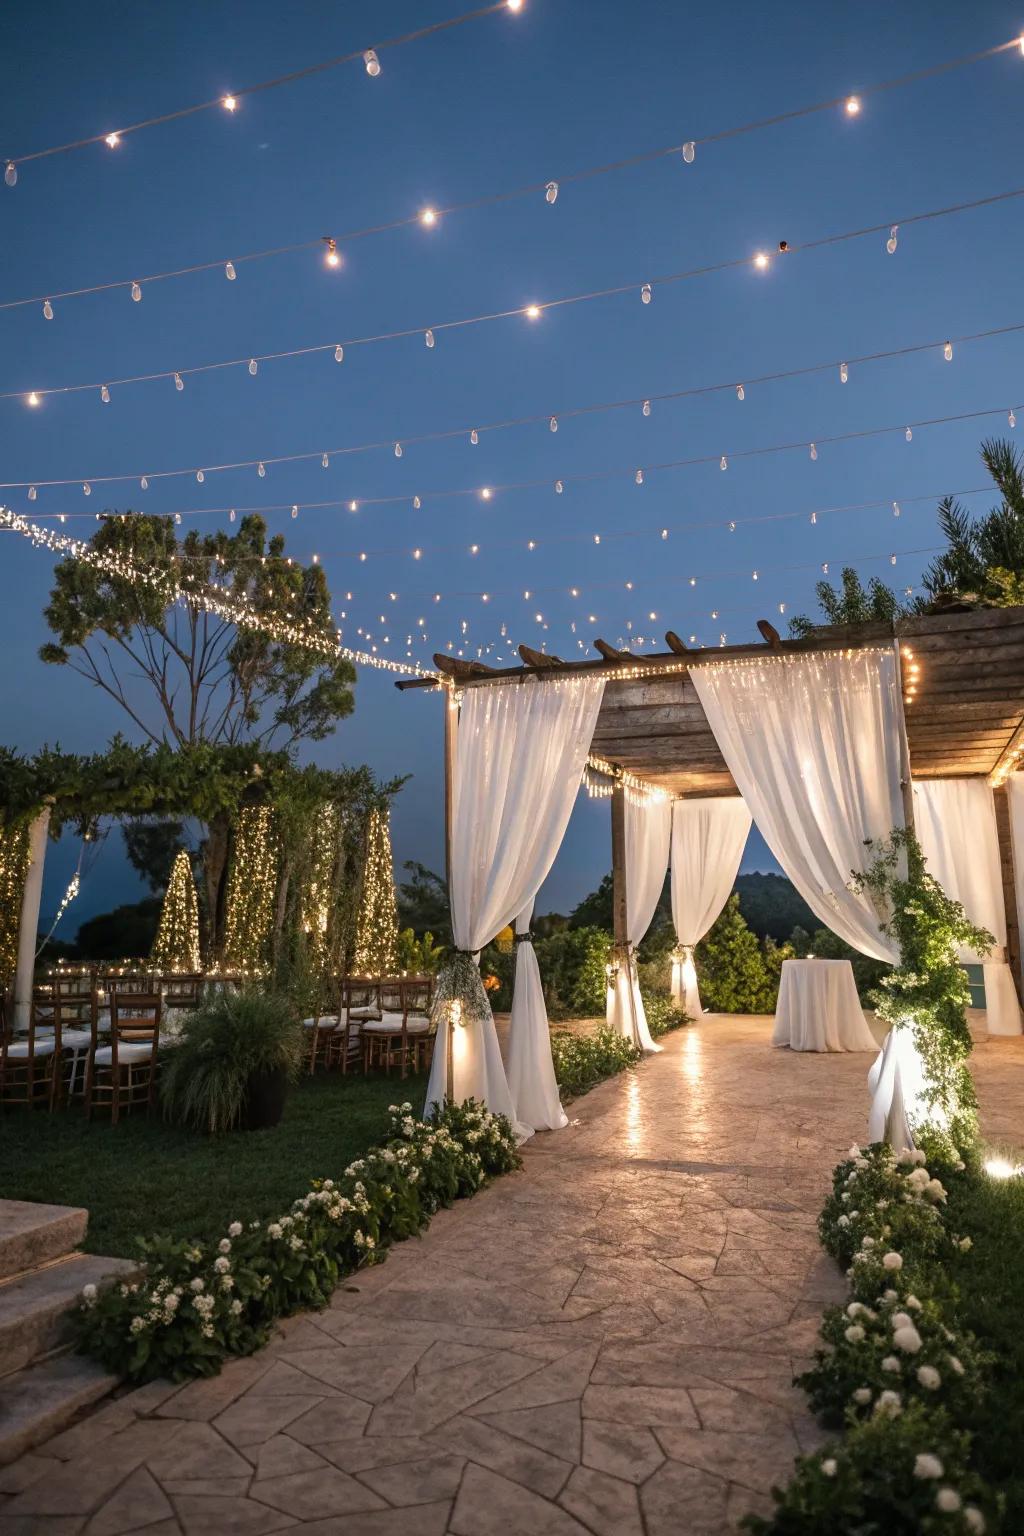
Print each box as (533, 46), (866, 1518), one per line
(196, 469), (205, 483)
(689, 575), (696, 585)
(174, 373), (184, 391)
(229, 508), (235, 522)
(225, 261), (236, 280)
(682, 141), (695, 164)
(736, 383), (745, 401)
(809, 442), (817, 460)
(105, 133), (120, 148)
(594, 534), (600, 544)
(643, 399), (651, 417)
(545, 180), (558, 204)
(140, 476), (148, 490)
(470, 428), (479, 445)
(257, 461), (266, 477)
(944, 340), (953, 361)
(890, 553), (897, 565)
(1011, 410), (1018, 429)
(527, 539), (536, 550)
(905, 426), (912, 442)
(349, 500), (358, 512)
(394, 441), (403, 458)
(322, 452), (329, 468)
(728, 520), (736, 531)
(549, 415), (558, 433)
(413, 494), (421, 509)
(753, 251), (769, 269)
(27, 391), (39, 407)
(845, 96), (861, 115)
(131, 281), (142, 303)
(507, 0), (523, 10)
(324, 238), (341, 269)
(334, 344), (344, 363)
(525, 304), (541, 320)
(840, 361), (848, 383)
(893, 501), (901, 518)
(223, 94), (237, 112)
(555, 479), (564, 494)
(424, 328), (436, 350)
(419, 207), (437, 227)
(635, 469), (644, 485)
(821, 562), (829, 574)
(42, 299), (53, 320)
(720, 455), (728, 471)
(248, 358), (258, 376)
(5, 161), (16, 187)
(27, 486), (36, 501)
(887, 225), (898, 254)
(364, 49), (381, 76)
(810, 510), (817, 524)
(481, 487), (492, 500)
(641, 283), (652, 304)
(291, 505), (298, 518)
(470, 544), (479, 554)
(661, 528), (668, 540)
(752, 570), (759, 581)
(174, 512), (181, 524)
(83, 482), (91, 496)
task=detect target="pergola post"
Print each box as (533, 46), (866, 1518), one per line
(13, 804), (51, 1031)
(610, 780), (640, 1048)
(992, 785), (1022, 994)
(443, 687), (457, 1104)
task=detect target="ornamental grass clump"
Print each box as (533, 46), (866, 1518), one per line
(160, 988), (303, 1133)
(74, 1099), (520, 1383)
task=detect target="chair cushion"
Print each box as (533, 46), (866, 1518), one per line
(5, 1038), (56, 1059)
(302, 1017), (339, 1030)
(363, 1012), (431, 1034)
(93, 1042), (155, 1065)
(348, 1005), (382, 1021)
(59, 1029), (93, 1050)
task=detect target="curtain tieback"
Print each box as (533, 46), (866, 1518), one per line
(513, 932), (533, 945)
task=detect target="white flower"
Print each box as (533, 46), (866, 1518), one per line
(214, 1256), (231, 1274)
(935, 1488), (962, 1513)
(861, 1235), (876, 1250)
(959, 1236), (972, 1252)
(130, 1315), (147, 1334)
(230, 1298), (243, 1315)
(852, 1387), (872, 1404)
(914, 1453), (944, 1480)
(848, 1144), (862, 1159)
(875, 1389), (902, 1418)
(882, 1289), (899, 1304)
(81, 1283), (97, 1302)
(924, 1179), (947, 1203)
(964, 1507), (986, 1533)
(844, 1325), (865, 1344)
(228, 1221), (243, 1237)
(917, 1365), (941, 1390)
(267, 1223), (283, 1240)
(891, 1311), (913, 1330)
(882, 1251), (903, 1271)
(190, 1277), (205, 1293)
(821, 1458), (837, 1478)
(882, 1356), (901, 1373)
(893, 1324), (923, 1354)
(907, 1167), (930, 1191)
(846, 1302), (866, 1319)
(905, 1294), (922, 1311)
(947, 1355), (965, 1376)
(218, 1238), (231, 1254)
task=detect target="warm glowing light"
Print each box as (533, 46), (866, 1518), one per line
(223, 95), (238, 112)
(985, 1156), (1021, 1179)
(324, 238), (341, 269)
(364, 49), (381, 76)
(27, 391), (40, 407)
(507, 0), (523, 10)
(480, 487), (492, 500)
(753, 251), (769, 270)
(105, 133), (121, 148)
(420, 206), (437, 227)
(845, 96), (861, 115)
(944, 340), (953, 361)
(524, 304), (541, 320)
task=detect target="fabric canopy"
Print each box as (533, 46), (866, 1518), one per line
(505, 899), (568, 1131)
(914, 778), (1022, 1037)
(425, 675), (605, 1128)
(669, 797), (752, 1015)
(690, 647), (906, 963)
(607, 792), (671, 1053)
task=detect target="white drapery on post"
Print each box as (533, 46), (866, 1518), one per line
(506, 898), (568, 1132)
(425, 675), (605, 1132)
(689, 648), (906, 963)
(669, 798), (752, 1016)
(14, 805), (51, 1032)
(606, 793), (671, 1053)
(914, 778), (1022, 1037)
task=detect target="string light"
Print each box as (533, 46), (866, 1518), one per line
(840, 361), (848, 383)
(223, 807), (277, 974)
(682, 141), (695, 163)
(944, 340), (954, 361)
(363, 49), (381, 76)
(753, 251), (769, 269)
(324, 238), (341, 269)
(545, 180), (558, 204)
(174, 372), (184, 391)
(736, 384), (745, 401)
(104, 133), (120, 149)
(4, 162), (15, 188)
(525, 304), (541, 320)
(42, 299), (53, 320)
(887, 225), (899, 254)
(643, 399), (651, 417)
(27, 391), (39, 407)
(419, 207), (438, 227)
(845, 96), (861, 114)
(425, 328), (435, 348)
(151, 849), (201, 971)
(809, 442), (818, 460)
(225, 261), (236, 281)
(641, 283), (652, 304)
(1011, 410), (1018, 428)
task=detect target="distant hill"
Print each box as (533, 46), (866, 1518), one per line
(734, 873), (816, 942)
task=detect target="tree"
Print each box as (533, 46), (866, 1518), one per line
(921, 438), (1024, 602)
(151, 849), (201, 971)
(353, 808), (399, 974)
(696, 895), (781, 1013)
(789, 567), (905, 638)
(397, 861), (450, 943)
(41, 512), (355, 751)
(122, 817), (191, 894)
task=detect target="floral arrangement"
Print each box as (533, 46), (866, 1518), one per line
(74, 1099), (520, 1384)
(482, 973), (501, 993)
(746, 1142), (999, 1536)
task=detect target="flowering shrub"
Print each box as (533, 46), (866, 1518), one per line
(549, 1026), (640, 1099)
(73, 1099), (519, 1384)
(642, 994), (690, 1038)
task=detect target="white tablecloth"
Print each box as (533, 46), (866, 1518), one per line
(772, 958), (878, 1052)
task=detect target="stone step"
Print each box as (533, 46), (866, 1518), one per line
(0, 1199), (88, 1281)
(0, 1253), (136, 1380)
(0, 1351), (119, 1467)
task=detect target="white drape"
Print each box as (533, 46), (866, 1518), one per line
(607, 793), (671, 1053)
(690, 648), (906, 963)
(505, 898), (568, 1132)
(425, 676), (605, 1127)
(669, 798), (752, 1015)
(914, 778), (1022, 1037)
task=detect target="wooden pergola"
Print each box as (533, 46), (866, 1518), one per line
(397, 606), (1024, 992)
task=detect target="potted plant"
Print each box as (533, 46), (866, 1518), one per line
(160, 988), (303, 1133)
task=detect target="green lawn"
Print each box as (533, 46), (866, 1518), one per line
(0, 1070), (427, 1258)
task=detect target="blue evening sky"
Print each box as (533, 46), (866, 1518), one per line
(1, 0), (1021, 933)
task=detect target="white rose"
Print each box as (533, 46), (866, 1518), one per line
(838, 1215), (850, 1228)
(821, 1458), (837, 1478)
(852, 1387), (872, 1404)
(935, 1488), (962, 1514)
(959, 1237), (972, 1252)
(893, 1324), (922, 1354)
(914, 1453), (944, 1480)
(891, 1312), (913, 1330)
(905, 1294), (922, 1311)
(964, 1507), (986, 1533)
(228, 1221), (243, 1237)
(81, 1283), (97, 1302)
(861, 1235), (876, 1250)
(916, 1365), (941, 1390)
(844, 1325), (865, 1344)
(882, 1252), (903, 1271)
(875, 1390), (902, 1418)
(218, 1238), (231, 1254)
(924, 1179), (947, 1203)
(190, 1278), (204, 1293)
(214, 1256), (230, 1274)
(882, 1356), (901, 1373)
(947, 1355), (965, 1376)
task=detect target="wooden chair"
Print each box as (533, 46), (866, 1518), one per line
(404, 976), (437, 1073)
(0, 993), (59, 1110)
(49, 977), (99, 1104)
(303, 985), (342, 1074)
(362, 977), (433, 1080)
(87, 989), (161, 1123)
(161, 973), (205, 1012)
(322, 977), (373, 1075)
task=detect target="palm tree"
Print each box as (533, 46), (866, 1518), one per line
(921, 438), (1024, 600)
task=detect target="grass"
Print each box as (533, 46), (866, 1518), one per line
(0, 1070), (426, 1258)
(943, 1161), (1024, 1528)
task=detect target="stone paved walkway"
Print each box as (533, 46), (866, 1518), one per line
(3, 1016), (1022, 1536)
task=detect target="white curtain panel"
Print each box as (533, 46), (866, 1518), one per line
(506, 899), (568, 1132)
(606, 792), (672, 1053)
(669, 797), (752, 1015)
(690, 648), (906, 963)
(914, 778), (1022, 1037)
(425, 675), (605, 1128)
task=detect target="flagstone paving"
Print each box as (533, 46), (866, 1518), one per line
(3, 1015), (1022, 1535)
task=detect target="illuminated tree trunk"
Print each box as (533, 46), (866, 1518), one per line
(353, 807), (399, 975)
(151, 849), (201, 972)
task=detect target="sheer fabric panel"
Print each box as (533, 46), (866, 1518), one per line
(669, 798), (752, 1015)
